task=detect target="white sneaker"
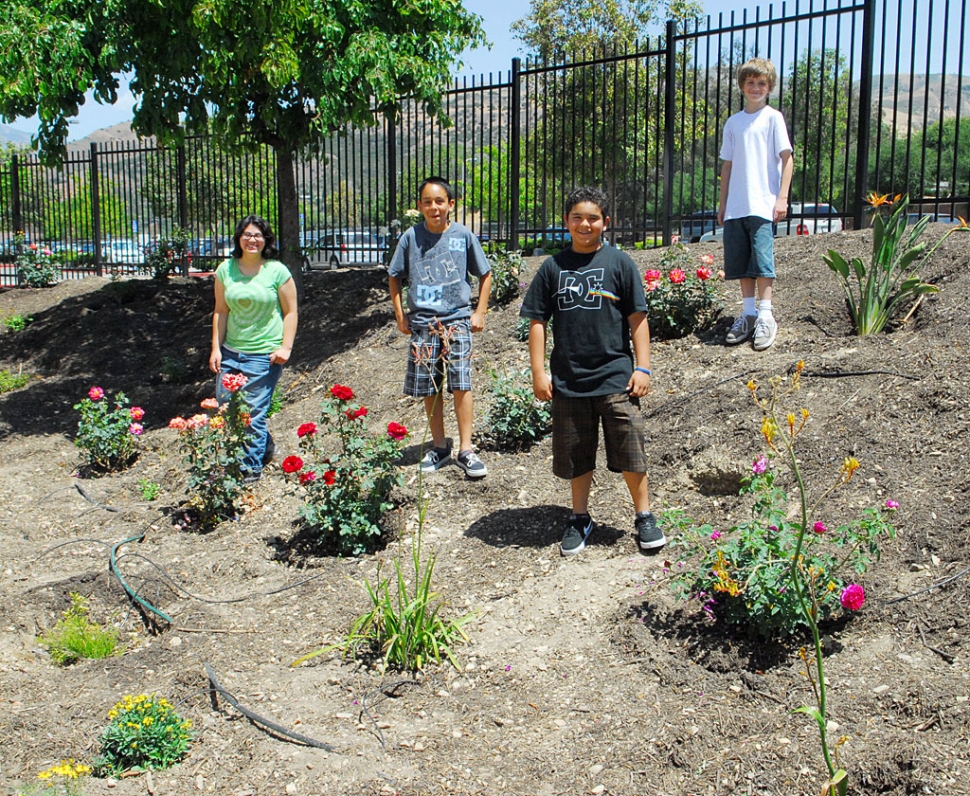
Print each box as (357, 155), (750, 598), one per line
(753, 316), (778, 350)
(725, 314), (757, 345)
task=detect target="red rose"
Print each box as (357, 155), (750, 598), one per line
(696, 266), (712, 281)
(330, 384), (354, 401)
(281, 455), (304, 474)
(322, 469), (336, 485)
(298, 471), (316, 484)
(387, 422), (408, 440)
(669, 268), (686, 284)
(297, 422), (317, 438)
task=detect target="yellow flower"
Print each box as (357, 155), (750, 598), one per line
(842, 457), (860, 480)
(787, 412), (796, 434)
(761, 416), (778, 447)
(143, 716), (154, 725)
(866, 191), (891, 207)
(957, 215), (970, 229)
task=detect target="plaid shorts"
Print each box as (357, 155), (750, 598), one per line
(403, 319), (473, 397)
(551, 392), (649, 479)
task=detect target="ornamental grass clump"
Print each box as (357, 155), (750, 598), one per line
(283, 384), (408, 556)
(168, 373), (252, 529)
(93, 694), (192, 777)
(38, 592), (121, 665)
(74, 386), (145, 471)
(643, 243), (723, 339)
(823, 193), (969, 335)
(669, 362), (897, 796)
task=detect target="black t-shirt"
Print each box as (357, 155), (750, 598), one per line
(519, 245), (647, 397)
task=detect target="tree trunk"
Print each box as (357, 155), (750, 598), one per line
(274, 147), (306, 302)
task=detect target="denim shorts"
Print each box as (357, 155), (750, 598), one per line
(404, 319), (473, 397)
(551, 392), (648, 479)
(723, 217), (776, 280)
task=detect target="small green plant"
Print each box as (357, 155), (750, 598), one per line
(3, 312), (31, 332)
(143, 227), (192, 279)
(823, 193), (966, 335)
(38, 593), (121, 665)
(14, 232), (59, 288)
(168, 373), (252, 529)
(93, 694), (192, 776)
(0, 367), (30, 392)
(643, 243), (723, 339)
(481, 369), (551, 451)
(14, 759), (93, 795)
(138, 479), (161, 501)
(74, 387), (145, 471)
(282, 384), (408, 556)
(670, 362), (897, 796)
(159, 355), (190, 384)
(485, 244), (526, 305)
(514, 314), (552, 343)
(294, 534), (473, 672)
(268, 385), (285, 418)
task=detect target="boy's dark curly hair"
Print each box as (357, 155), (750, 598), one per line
(564, 186), (609, 218)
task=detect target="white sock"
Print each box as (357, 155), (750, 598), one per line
(758, 300), (773, 319)
(742, 297), (757, 316)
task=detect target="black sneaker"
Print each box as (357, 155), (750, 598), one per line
(456, 450), (487, 478)
(561, 514), (594, 556)
(419, 446), (452, 473)
(636, 511), (666, 550)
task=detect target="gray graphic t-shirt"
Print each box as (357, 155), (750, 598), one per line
(387, 222), (490, 327)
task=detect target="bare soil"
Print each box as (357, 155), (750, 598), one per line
(1, 228), (969, 796)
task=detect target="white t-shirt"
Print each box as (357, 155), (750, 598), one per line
(720, 105), (793, 221)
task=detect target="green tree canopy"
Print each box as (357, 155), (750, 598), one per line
(0, 0), (485, 284)
(511, 0), (700, 60)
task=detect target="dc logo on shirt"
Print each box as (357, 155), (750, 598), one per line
(555, 269), (606, 311)
(448, 238), (467, 252)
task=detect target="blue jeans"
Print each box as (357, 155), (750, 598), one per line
(723, 217), (776, 280)
(217, 347), (283, 477)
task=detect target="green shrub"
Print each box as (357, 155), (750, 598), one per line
(138, 479), (161, 501)
(14, 232), (59, 288)
(3, 312), (31, 332)
(283, 384), (408, 556)
(485, 245), (526, 305)
(38, 593), (121, 665)
(93, 694), (192, 776)
(74, 387), (144, 471)
(643, 243), (723, 339)
(823, 194), (964, 335)
(481, 369), (551, 451)
(0, 367), (30, 392)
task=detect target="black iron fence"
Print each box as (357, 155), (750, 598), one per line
(1, 0), (968, 286)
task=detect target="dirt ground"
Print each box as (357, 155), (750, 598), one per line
(1, 227), (969, 796)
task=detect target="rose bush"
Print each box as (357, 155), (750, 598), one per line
(643, 244), (723, 339)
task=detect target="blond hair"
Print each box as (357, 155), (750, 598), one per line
(737, 58), (777, 92)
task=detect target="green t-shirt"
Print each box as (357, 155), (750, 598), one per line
(216, 258), (291, 354)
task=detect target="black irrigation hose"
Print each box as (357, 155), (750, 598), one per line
(204, 661), (336, 751)
(110, 533), (175, 626)
(74, 483), (123, 513)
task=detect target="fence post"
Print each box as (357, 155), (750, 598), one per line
(10, 155), (22, 236)
(386, 110), (397, 222)
(176, 144), (188, 275)
(662, 21), (677, 246)
(509, 57), (522, 251)
(853, 0), (876, 230)
(90, 143), (103, 276)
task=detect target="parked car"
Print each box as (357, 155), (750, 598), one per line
(907, 213), (959, 225)
(679, 210), (718, 242)
(102, 240), (143, 265)
(306, 230), (384, 269)
(775, 202), (843, 236)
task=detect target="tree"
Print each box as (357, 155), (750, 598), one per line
(511, 0), (700, 61)
(0, 0), (485, 292)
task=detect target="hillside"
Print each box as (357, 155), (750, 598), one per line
(1, 227), (968, 796)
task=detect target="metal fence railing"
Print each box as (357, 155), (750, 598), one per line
(2, 0), (967, 287)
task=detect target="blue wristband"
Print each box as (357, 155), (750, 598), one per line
(635, 367), (651, 375)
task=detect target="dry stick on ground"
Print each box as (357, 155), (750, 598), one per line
(917, 621), (956, 664)
(204, 661), (336, 751)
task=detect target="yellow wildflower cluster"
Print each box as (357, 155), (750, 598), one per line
(710, 550), (742, 597)
(37, 759), (93, 780)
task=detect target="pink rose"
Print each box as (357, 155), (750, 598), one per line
(645, 280), (660, 292)
(644, 269), (661, 282)
(669, 268), (686, 284)
(696, 266), (712, 281)
(699, 253), (715, 266)
(885, 499), (899, 510)
(752, 455), (768, 474)
(710, 531), (721, 541)
(129, 406), (145, 420)
(221, 373), (249, 393)
(128, 423), (144, 436)
(168, 417), (187, 430)
(200, 397), (220, 410)
(88, 386), (104, 401)
(840, 584), (865, 611)
(813, 521), (828, 534)
(298, 471), (316, 484)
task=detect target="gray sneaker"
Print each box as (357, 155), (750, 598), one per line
(635, 512), (667, 550)
(456, 450), (487, 478)
(752, 315), (778, 350)
(726, 314), (757, 345)
(419, 446), (452, 473)
(561, 514), (594, 556)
